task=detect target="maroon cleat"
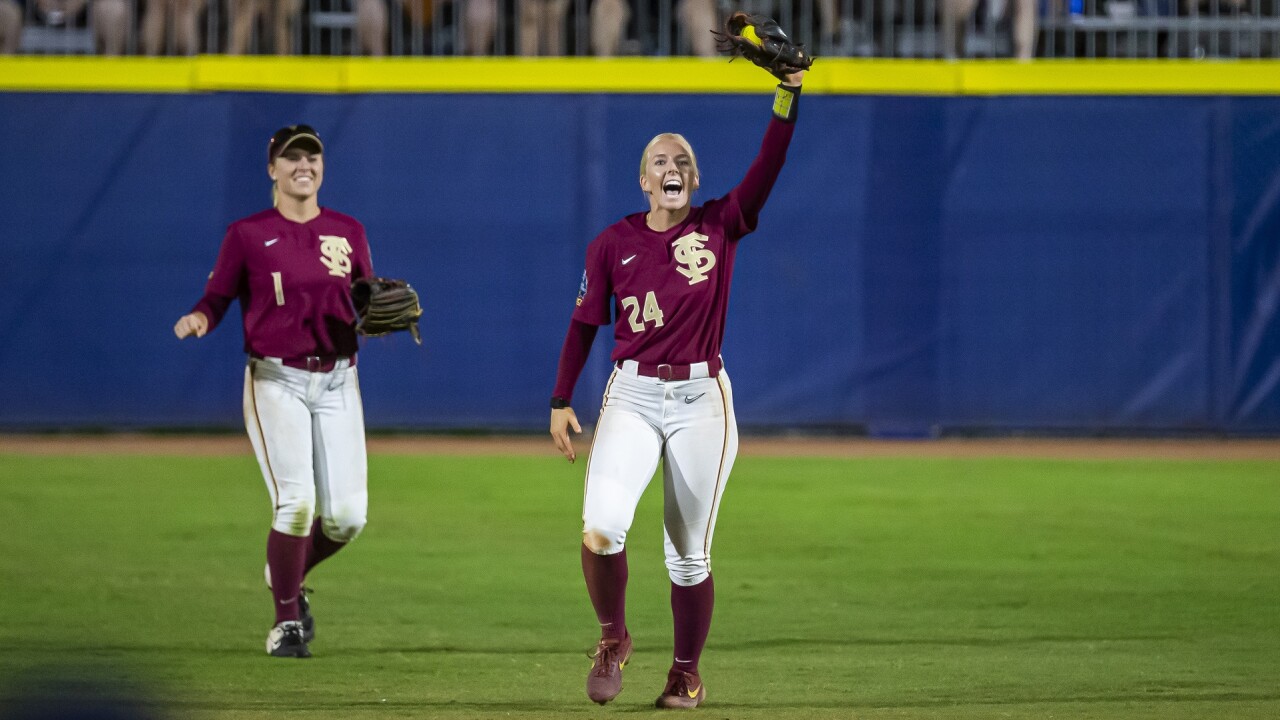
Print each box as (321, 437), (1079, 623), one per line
(654, 668), (706, 709)
(586, 633), (633, 705)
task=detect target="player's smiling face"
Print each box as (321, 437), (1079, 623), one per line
(640, 138), (699, 213)
(270, 148), (324, 202)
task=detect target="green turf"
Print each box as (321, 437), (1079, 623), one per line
(2, 452), (1278, 719)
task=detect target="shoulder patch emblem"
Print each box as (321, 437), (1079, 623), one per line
(576, 270), (588, 307)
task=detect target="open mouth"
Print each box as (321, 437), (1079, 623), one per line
(662, 178), (683, 197)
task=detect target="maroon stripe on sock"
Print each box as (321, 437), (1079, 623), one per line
(582, 544), (628, 641)
(267, 529), (307, 624)
(671, 574), (714, 673)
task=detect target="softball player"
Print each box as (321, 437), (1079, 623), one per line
(174, 125), (373, 659)
(549, 71), (805, 708)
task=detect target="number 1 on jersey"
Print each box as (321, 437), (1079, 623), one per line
(621, 291), (664, 333)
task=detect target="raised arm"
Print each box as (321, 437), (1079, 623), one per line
(725, 72), (804, 236)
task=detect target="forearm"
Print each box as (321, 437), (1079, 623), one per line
(194, 229), (245, 334)
(191, 294), (234, 333)
(551, 319), (599, 405)
(772, 80), (800, 123)
(731, 85), (800, 221)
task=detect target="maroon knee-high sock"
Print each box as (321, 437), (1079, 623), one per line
(266, 529), (308, 624)
(581, 544), (628, 641)
(671, 574), (714, 673)
(304, 518), (347, 575)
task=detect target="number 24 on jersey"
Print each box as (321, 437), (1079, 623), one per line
(621, 292), (664, 333)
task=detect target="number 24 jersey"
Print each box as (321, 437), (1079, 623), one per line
(571, 117), (796, 367)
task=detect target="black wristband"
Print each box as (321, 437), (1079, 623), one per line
(773, 83), (800, 123)
(550, 396), (570, 409)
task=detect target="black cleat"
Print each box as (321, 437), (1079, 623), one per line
(266, 621), (311, 658)
(297, 587), (315, 643)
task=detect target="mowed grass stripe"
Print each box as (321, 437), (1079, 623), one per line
(2, 454), (1277, 719)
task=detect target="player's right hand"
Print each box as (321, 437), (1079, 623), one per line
(550, 407), (582, 463)
(174, 312), (209, 339)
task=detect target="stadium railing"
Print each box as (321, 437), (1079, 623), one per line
(8, 0), (1280, 60)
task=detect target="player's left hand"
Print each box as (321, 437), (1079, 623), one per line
(783, 69), (805, 87)
(712, 12), (813, 82)
(550, 407), (582, 463)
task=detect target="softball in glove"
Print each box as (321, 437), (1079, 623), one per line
(711, 12), (813, 81)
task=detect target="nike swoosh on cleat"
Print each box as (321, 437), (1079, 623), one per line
(686, 685), (701, 698)
(622, 254), (637, 265)
(683, 393), (706, 404)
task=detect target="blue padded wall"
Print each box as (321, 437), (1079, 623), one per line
(1, 92), (1277, 433)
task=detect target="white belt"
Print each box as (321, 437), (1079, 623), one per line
(615, 359), (716, 381)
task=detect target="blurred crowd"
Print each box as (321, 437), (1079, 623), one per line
(1, 0), (1277, 58)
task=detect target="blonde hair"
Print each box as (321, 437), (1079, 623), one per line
(270, 158), (281, 206)
(639, 133), (699, 180)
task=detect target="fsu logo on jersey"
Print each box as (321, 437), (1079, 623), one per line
(319, 235), (353, 277)
(576, 270), (588, 307)
(671, 232), (716, 285)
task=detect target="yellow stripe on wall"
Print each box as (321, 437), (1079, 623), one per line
(0, 57), (195, 92)
(195, 55), (350, 92)
(1, 56), (1279, 95)
(962, 60), (1280, 95)
(345, 57), (773, 93)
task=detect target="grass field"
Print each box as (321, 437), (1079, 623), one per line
(2, 447), (1278, 719)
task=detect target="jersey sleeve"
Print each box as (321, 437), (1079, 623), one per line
(569, 237), (613, 326)
(352, 221), (374, 281)
(191, 225), (247, 333)
(551, 319), (600, 404)
(716, 109), (798, 240)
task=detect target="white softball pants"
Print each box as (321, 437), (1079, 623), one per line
(582, 365), (739, 586)
(243, 358), (368, 542)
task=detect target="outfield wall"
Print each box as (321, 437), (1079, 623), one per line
(1, 59), (1278, 433)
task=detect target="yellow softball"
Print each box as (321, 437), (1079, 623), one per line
(740, 24), (764, 47)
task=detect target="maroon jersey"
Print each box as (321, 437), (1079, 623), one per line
(572, 117), (796, 366)
(192, 207), (374, 359)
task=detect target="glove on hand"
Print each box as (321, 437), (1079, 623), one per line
(352, 277), (423, 345)
(711, 12), (813, 81)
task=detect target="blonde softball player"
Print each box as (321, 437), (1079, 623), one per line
(549, 69), (805, 707)
(174, 125), (373, 658)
